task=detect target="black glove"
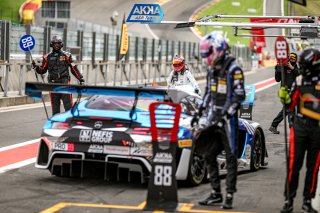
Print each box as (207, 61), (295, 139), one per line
(79, 78), (85, 85)
(31, 60), (37, 69)
(195, 88), (199, 94)
(191, 115), (200, 127)
(212, 116), (224, 127)
(198, 106), (204, 117)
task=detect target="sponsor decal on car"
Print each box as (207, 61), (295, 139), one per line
(88, 144), (103, 153)
(245, 144), (251, 159)
(130, 147), (153, 156)
(79, 130), (113, 143)
(104, 145), (130, 155)
(153, 152), (173, 163)
(178, 139), (192, 148)
(52, 142), (74, 151)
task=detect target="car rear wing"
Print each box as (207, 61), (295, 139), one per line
(25, 82), (199, 104)
(25, 82), (169, 100)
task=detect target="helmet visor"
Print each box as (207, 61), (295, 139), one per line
(172, 60), (184, 71)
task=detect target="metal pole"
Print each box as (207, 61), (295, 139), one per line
(3, 64), (9, 97)
(86, 64), (89, 84)
(18, 64), (24, 95)
(104, 64), (108, 86)
(280, 61), (290, 203)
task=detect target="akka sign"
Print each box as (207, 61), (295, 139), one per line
(127, 4), (164, 23)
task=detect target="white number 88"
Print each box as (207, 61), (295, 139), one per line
(276, 41), (287, 59)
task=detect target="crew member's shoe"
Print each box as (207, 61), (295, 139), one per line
(302, 199), (318, 213)
(222, 193), (233, 209)
(269, 126), (280, 134)
(280, 199), (293, 213)
(198, 191), (223, 205)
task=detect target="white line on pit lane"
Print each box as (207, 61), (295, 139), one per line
(0, 139), (39, 152)
(0, 102), (47, 113)
(0, 158), (36, 174)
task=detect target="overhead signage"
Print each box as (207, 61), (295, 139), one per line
(300, 27), (318, 38)
(127, 4), (164, 23)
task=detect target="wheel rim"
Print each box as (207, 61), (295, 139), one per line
(252, 133), (262, 169)
(191, 152), (206, 182)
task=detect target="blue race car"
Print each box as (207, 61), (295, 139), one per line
(26, 82), (267, 186)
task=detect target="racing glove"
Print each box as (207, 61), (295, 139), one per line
(191, 115), (200, 127)
(224, 103), (238, 119)
(278, 86), (291, 104)
(212, 115), (225, 127)
(31, 60), (37, 69)
(79, 78), (85, 85)
(198, 106), (205, 117)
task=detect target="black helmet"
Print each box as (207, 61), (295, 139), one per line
(299, 48), (320, 77)
(50, 35), (63, 48)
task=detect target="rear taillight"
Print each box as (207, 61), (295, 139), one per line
(51, 122), (70, 129)
(132, 127), (150, 135)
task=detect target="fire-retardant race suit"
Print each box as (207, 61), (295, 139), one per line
(192, 32), (245, 209)
(269, 52), (300, 134)
(167, 54), (201, 95)
(32, 35), (84, 116)
(280, 48), (320, 213)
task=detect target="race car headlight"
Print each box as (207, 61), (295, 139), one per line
(43, 136), (69, 144)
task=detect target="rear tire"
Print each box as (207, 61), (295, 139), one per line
(250, 130), (263, 171)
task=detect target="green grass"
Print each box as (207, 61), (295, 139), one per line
(0, 0), (26, 22)
(195, 0), (264, 46)
(292, 0), (320, 16)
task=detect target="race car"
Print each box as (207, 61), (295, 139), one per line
(25, 82), (267, 186)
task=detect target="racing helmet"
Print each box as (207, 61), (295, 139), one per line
(288, 52), (298, 66)
(172, 54), (185, 72)
(50, 35), (63, 50)
(299, 48), (320, 77)
(289, 52), (297, 62)
(199, 32), (229, 66)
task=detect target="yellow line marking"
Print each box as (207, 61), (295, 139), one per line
(177, 203), (250, 212)
(40, 202), (146, 213)
(40, 201), (251, 213)
(40, 203), (68, 213)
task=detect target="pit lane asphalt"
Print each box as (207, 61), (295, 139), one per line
(1, 66), (319, 213)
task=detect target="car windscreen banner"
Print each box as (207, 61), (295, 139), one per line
(240, 84), (256, 120)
